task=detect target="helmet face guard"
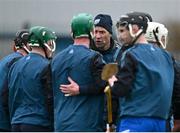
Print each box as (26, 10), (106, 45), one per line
(44, 40), (56, 52)
(145, 22), (168, 49)
(116, 12), (149, 44)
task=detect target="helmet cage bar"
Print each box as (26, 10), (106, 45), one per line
(116, 21), (129, 28)
(14, 44), (30, 54)
(44, 40), (56, 52)
(20, 33), (29, 39)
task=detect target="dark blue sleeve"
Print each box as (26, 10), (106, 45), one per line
(79, 53), (107, 95)
(172, 59), (180, 119)
(41, 63), (53, 129)
(111, 52), (137, 97)
(2, 56), (22, 118)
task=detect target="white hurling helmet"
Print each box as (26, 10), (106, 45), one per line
(145, 22), (168, 49)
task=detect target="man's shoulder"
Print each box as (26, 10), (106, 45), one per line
(1, 52), (22, 62)
(0, 52), (23, 68)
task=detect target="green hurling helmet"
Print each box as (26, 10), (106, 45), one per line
(29, 26), (57, 51)
(71, 13), (94, 38)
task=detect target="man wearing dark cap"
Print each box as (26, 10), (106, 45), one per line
(93, 14), (121, 131)
(0, 29), (29, 131)
(92, 14), (121, 63)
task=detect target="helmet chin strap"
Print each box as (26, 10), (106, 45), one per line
(89, 31), (96, 49)
(159, 41), (166, 49)
(128, 24), (143, 44)
(90, 31), (94, 39)
(161, 40), (166, 49)
(22, 45), (30, 54)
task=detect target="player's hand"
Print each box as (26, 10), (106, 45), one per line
(60, 77), (80, 96)
(108, 75), (117, 87)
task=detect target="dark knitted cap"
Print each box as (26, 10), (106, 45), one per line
(94, 14), (113, 34)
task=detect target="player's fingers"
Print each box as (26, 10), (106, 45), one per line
(68, 77), (75, 84)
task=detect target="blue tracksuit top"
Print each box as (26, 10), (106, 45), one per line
(115, 44), (174, 119)
(8, 53), (51, 127)
(0, 52), (23, 130)
(51, 45), (104, 131)
(101, 45), (120, 63)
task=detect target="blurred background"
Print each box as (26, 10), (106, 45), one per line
(0, 0), (180, 59)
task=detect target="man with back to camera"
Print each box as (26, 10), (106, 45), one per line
(8, 26), (56, 132)
(145, 21), (180, 132)
(51, 13), (107, 131)
(58, 14), (121, 131)
(0, 29), (29, 131)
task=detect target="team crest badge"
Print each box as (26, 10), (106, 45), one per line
(94, 19), (100, 25)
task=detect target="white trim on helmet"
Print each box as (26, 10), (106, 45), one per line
(28, 43), (40, 47)
(29, 40), (56, 52)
